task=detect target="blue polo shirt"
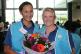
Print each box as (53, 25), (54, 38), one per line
(4, 20), (34, 47)
(47, 26), (75, 54)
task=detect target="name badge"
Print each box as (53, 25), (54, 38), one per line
(19, 27), (27, 34)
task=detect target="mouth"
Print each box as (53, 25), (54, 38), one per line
(28, 15), (33, 18)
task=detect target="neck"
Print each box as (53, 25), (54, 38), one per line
(23, 19), (32, 28)
(45, 24), (56, 35)
(46, 24), (56, 29)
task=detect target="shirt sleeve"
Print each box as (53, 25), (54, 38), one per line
(68, 32), (75, 49)
(4, 28), (12, 47)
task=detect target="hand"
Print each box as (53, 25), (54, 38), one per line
(71, 48), (75, 54)
(4, 45), (17, 54)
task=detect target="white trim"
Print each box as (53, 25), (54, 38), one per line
(55, 38), (56, 54)
(66, 30), (72, 52)
(54, 30), (58, 54)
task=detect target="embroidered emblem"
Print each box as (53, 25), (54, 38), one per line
(58, 34), (62, 40)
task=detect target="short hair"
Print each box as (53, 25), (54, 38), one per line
(43, 7), (56, 16)
(19, 1), (33, 12)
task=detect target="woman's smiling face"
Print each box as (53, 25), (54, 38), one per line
(20, 5), (33, 21)
(42, 10), (56, 27)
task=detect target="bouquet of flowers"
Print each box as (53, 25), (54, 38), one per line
(23, 33), (52, 54)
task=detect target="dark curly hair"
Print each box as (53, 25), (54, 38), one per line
(19, 1), (33, 12)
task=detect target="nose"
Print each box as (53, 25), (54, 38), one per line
(27, 12), (31, 15)
(45, 16), (49, 20)
(26, 12), (32, 16)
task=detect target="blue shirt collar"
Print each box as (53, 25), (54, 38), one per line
(48, 25), (58, 42)
(21, 19), (34, 33)
(21, 19), (34, 28)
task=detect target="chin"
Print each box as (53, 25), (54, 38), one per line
(26, 18), (32, 21)
(45, 23), (53, 27)
(24, 19), (32, 22)
(27, 19), (32, 21)
(45, 24), (51, 27)
(27, 18), (32, 20)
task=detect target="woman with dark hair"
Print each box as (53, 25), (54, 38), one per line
(4, 1), (40, 54)
(64, 21), (81, 54)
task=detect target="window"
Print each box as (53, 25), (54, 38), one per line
(5, 0), (68, 24)
(14, 0), (36, 8)
(5, 10), (14, 24)
(39, 0), (55, 8)
(6, 0), (36, 8)
(55, 0), (67, 8)
(32, 9), (37, 23)
(13, 10), (22, 22)
(55, 11), (68, 25)
(6, 0), (13, 8)
(38, 10), (43, 24)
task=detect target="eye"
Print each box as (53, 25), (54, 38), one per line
(49, 16), (53, 18)
(30, 10), (33, 13)
(44, 16), (47, 18)
(25, 11), (28, 13)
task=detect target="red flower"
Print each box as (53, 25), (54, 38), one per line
(37, 44), (45, 52)
(31, 44), (45, 52)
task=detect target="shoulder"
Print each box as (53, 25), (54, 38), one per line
(11, 21), (22, 26)
(34, 23), (40, 27)
(40, 25), (46, 31)
(57, 26), (68, 32)
(32, 23), (40, 33)
(71, 33), (81, 40)
(10, 21), (22, 28)
(34, 23), (40, 29)
(9, 21), (22, 31)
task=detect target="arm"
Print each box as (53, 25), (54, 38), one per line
(4, 45), (16, 54)
(71, 48), (75, 54)
(4, 29), (17, 54)
(68, 32), (75, 54)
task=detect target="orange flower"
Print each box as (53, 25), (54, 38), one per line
(31, 33), (38, 38)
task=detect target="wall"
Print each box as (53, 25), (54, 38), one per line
(72, 0), (81, 21)
(0, 0), (2, 16)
